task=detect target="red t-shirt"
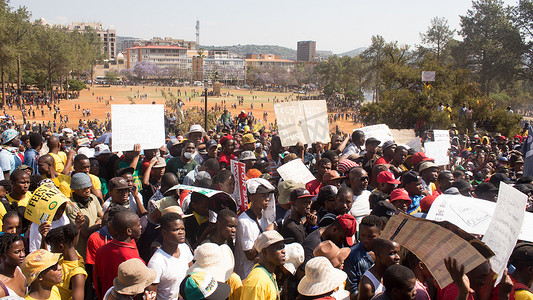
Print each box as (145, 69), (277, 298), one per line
(86, 229), (113, 265)
(373, 157), (389, 166)
(94, 239), (142, 300)
(305, 179), (322, 195)
(219, 153), (236, 167)
(438, 283), (475, 300)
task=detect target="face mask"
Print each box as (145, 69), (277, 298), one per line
(184, 151), (195, 160)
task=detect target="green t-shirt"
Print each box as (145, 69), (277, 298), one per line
(165, 157), (199, 182)
(117, 160), (142, 191)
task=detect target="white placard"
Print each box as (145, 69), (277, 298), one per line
(277, 159), (316, 184)
(274, 100), (329, 147)
(111, 105), (165, 152)
(424, 141), (450, 166)
(357, 124), (393, 146)
(406, 138), (423, 152)
(426, 194), (533, 242)
(482, 183), (527, 285)
(433, 130), (450, 142)
(422, 71), (436, 82)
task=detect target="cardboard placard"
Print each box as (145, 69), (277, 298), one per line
(482, 183), (528, 285)
(424, 141), (450, 166)
(381, 214), (492, 289)
(274, 100), (330, 147)
(357, 124), (393, 146)
(111, 104), (165, 152)
(24, 183), (69, 224)
(277, 159), (316, 184)
(390, 129), (416, 145)
(230, 160), (248, 213)
(426, 194), (533, 242)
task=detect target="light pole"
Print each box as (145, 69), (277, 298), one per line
(204, 80), (208, 131)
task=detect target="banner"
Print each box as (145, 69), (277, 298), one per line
(277, 159), (316, 184)
(433, 130), (450, 142)
(390, 129), (416, 145)
(230, 160), (248, 213)
(274, 100), (329, 147)
(111, 104), (165, 152)
(381, 214), (492, 289)
(24, 183), (69, 224)
(426, 194), (533, 242)
(482, 183), (528, 285)
(357, 124), (393, 146)
(422, 71), (436, 82)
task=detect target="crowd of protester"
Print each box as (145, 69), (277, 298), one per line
(0, 110), (529, 300)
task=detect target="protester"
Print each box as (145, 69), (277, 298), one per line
(103, 258), (157, 300)
(0, 233), (26, 297)
(20, 249), (63, 300)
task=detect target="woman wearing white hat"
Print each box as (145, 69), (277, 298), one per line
(297, 257), (348, 300)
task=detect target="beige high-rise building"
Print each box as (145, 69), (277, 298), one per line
(297, 40), (316, 62)
(67, 22), (117, 60)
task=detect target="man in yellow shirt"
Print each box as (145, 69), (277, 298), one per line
(37, 154), (71, 197)
(510, 244), (533, 300)
(0, 169), (32, 227)
(242, 231), (286, 300)
(47, 136), (68, 174)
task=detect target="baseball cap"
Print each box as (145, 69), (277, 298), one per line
(206, 139), (218, 149)
(254, 230), (285, 253)
(317, 185), (338, 204)
(16, 164), (33, 174)
(1, 129), (18, 145)
(180, 271), (231, 300)
(390, 188), (412, 205)
(289, 188), (315, 203)
(21, 249), (61, 286)
(371, 200), (398, 223)
(337, 214), (357, 246)
(153, 157), (166, 168)
(94, 144), (112, 156)
(475, 182), (498, 194)
(246, 178), (275, 194)
(109, 177), (130, 190)
(117, 167), (135, 176)
(411, 152), (434, 166)
(382, 140), (396, 150)
(401, 171), (420, 185)
(278, 180), (305, 205)
(377, 171), (401, 185)
(337, 159), (358, 175)
(420, 194), (438, 212)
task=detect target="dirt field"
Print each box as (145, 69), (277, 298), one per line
(8, 85), (358, 134)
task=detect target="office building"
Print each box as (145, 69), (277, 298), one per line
(297, 41), (316, 62)
(67, 22), (117, 60)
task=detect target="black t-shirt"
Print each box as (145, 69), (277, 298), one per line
(299, 228), (324, 273)
(280, 217), (306, 245)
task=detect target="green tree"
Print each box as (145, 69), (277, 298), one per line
(460, 0), (525, 95)
(420, 17), (455, 60)
(361, 35), (386, 102)
(105, 69), (119, 84)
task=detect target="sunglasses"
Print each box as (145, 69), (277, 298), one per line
(358, 176), (369, 182)
(44, 263), (60, 272)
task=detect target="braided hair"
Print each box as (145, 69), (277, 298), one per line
(45, 223), (78, 247)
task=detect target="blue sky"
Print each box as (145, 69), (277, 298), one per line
(10, 0), (518, 53)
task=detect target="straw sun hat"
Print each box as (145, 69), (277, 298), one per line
(187, 243), (234, 282)
(298, 256), (347, 296)
(113, 258), (157, 295)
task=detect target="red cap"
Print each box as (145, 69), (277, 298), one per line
(420, 194), (438, 212)
(337, 214), (357, 246)
(390, 188), (412, 205)
(219, 135), (234, 145)
(377, 171), (401, 185)
(411, 152), (434, 166)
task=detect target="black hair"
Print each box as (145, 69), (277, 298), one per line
(383, 265), (416, 292)
(373, 238), (396, 255)
(74, 153), (89, 165)
(513, 183), (533, 196)
(0, 233), (23, 255)
(213, 169), (233, 186)
(107, 205), (128, 225)
(111, 210), (138, 235)
(395, 145), (407, 153)
(337, 186), (353, 197)
(0, 180), (11, 194)
(45, 223), (79, 247)
(190, 192), (210, 205)
(322, 150), (338, 163)
(217, 208), (237, 224)
(317, 158), (331, 167)
(182, 139), (195, 148)
(202, 158), (220, 173)
(3, 210), (19, 223)
(361, 215), (384, 229)
(452, 170), (465, 178)
(510, 243), (533, 269)
(29, 174), (43, 192)
(10, 169), (28, 182)
(369, 190), (390, 210)
(352, 130), (364, 142)
(29, 133), (43, 149)
(517, 176), (533, 184)
(195, 178), (212, 189)
(160, 212), (183, 231)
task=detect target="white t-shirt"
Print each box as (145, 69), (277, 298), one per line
(29, 214), (70, 252)
(147, 244), (194, 300)
(349, 190), (371, 224)
(234, 211), (269, 279)
(102, 193), (142, 215)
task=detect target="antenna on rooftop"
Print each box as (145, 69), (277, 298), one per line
(195, 20), (200, 50)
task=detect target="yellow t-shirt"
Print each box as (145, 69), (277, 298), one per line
(0, 191), (32, 228)
(515, 289), (533, 300)
(241, 264), (279, 300)
(48, 152), (67, 174)
(45, 174), (72, 198)
(88, 174), (101, 191)
(55, 253), (87, 300)
(25, 285), (61, 300)
(228, 272), (243, 300)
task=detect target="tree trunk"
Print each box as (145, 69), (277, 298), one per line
(65, 74), (69, 101)
(17, 55), (22, 106)
(49, 71), (53, 103)
(1, 65), (5, 107)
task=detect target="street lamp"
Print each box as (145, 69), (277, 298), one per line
(204, 80), (208, 131)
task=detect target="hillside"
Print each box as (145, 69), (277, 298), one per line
(200, 44), (297, 60)
(338, 47), (367, 57)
